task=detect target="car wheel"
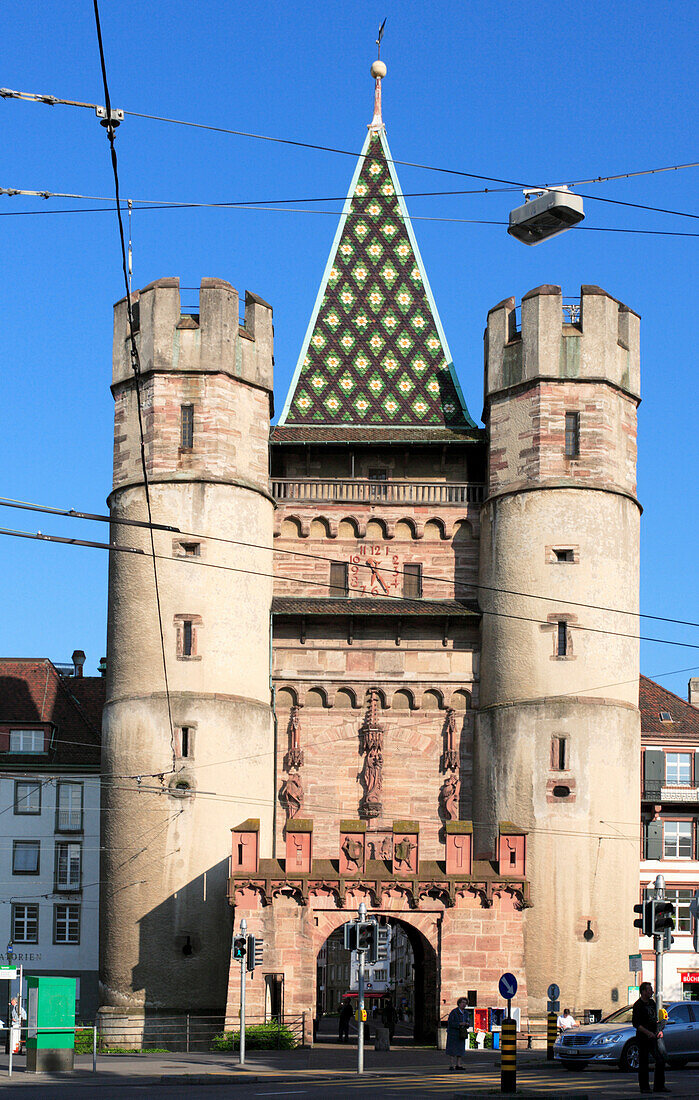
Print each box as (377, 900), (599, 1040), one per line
(620, 1040), (639, 1072)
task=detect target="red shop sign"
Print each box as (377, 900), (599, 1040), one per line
(680, 972), (699, 983)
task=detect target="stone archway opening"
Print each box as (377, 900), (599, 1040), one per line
(315, 916), (438, 1044)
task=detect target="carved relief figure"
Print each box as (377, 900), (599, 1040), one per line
(359, 689), (385, 818)
(280, 772), (304, 820)
(284, 705), (304, 771)
(379, 837), (392, 860)
(442, 774), (461, 820)
(442, 707), (459, 772)
(394, 836), (416, 869)
(341, 835), (364, 871)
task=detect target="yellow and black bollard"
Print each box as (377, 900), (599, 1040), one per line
(500, 1019), (517, 1093)
(547, 1013), (557, 1060)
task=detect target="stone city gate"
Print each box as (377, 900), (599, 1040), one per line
(226, 819), (529, 1040)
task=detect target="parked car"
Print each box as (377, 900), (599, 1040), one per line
(554, 1002), (699, 1071)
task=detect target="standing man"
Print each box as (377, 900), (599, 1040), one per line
(9, 997), (25, 1054)
(632, 982), (669, 1094)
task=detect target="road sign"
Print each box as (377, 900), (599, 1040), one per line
(547, 983), (560, 1000)
(629, 953), (643, 972)
(499, 972), (518, 999)
(547, 999), (560, 1013)
(0, 967), (17, 979)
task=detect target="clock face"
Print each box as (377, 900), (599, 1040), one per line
(348, 543), (400, 595)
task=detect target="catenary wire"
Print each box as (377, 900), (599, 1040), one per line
(2, 85), (697, 218)
(91, 0), (176, 772)
(1, 523), (697, 651)
(2, 495), (697, 633)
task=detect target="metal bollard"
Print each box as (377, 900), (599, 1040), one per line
(8, 1029), (12, 1079)
(547, 1013), (557, 1060)
(500, 1019), (516, 1093)
(93, 1024), (97, 1072)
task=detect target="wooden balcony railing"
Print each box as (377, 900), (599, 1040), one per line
(271, 478), (485, 505)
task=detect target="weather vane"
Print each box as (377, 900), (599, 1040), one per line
(376, 18), (386, 58)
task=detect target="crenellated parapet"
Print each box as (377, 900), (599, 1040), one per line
(113, 276), (273, 393)
(485, 284), (640, 403)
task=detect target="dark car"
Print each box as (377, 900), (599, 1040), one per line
(554, 1001), (699, 1071)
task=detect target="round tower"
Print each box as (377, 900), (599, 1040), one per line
(100, 277), (275, 1036)
(474, 284), (641, 1018)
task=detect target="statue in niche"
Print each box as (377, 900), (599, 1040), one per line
(342, 835), (364, 871)
(379, 837), (392, 860)
(280, 772), (304, 820)
(394, 836), (416, 869)
(442, 708), (459, 772)
(360, 746), (383, 818)
(442, 774), (461, 821)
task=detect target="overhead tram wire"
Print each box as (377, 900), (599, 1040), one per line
(2, 87), (698, 221)
(2, 494), (699, 633)
(91, 0), (176, 772)
(2, 522), (699, 652)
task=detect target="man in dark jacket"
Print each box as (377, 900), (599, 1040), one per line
(631, 982), (669, 1093)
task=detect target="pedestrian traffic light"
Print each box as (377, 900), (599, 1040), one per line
(357, 920), (379, 964)
(233, 935), (246, 960)
(633, 900), (654, 937)
(246, 934), (263, 972)
(661, 927), (674, 952)
(377, 925), (390, 962)
(653, 901), (675, 936)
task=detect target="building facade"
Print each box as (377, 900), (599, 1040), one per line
(639, 676), (699, 1001)
(0, 654), (102, 1020)
(101, 60), (643, 1036)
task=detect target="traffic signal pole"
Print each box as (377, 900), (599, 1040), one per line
(653, 877), (665, 1015)
(239, 917), (247, 1066)
(357, 901), (366, 1075)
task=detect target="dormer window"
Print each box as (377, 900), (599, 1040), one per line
(659, 711), (673, 723)
(9, 729), (46, 754)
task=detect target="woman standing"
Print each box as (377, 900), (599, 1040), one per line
(446, 996), (469, 1071)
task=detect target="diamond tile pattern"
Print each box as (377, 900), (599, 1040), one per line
(284, 131), (472, 426)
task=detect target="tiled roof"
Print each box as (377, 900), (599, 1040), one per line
(639, 674), (699, 741)
(272, 597), (480, 617)
(0, 659), (102, 769)
(278, 125), (474, 429)
(270, 425), (483, 443)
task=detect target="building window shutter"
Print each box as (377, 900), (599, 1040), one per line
(694, 751), (699, 788)
(644, 749), (664, 800)
(645, 820), (663, 861)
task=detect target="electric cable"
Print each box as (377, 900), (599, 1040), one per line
(91, 0), (176, 772)
(1, 494), (697, 633)
(0, 523), (696, 651)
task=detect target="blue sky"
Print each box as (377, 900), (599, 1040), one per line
(1, 1), (697, 697)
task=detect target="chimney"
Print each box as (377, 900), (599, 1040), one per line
(72, 650), (86, 678)
(98, 657), (107, 678)
(689, 678), (699, 709)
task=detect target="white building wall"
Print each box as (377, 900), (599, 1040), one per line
(0, 773), (100, 1018)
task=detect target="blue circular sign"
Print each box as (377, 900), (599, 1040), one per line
(499, 972), (518, 999)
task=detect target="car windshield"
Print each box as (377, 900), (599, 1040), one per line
(601, 1006), (635, 1024)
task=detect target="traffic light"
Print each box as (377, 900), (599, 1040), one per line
(233, 935), (246, 961)
(357, 920), (379, 964)
(344, 923), (358, 952)
(661, 927), (674, 952)
(633, 900), (654, 937)
(377, 924), (389, 962)
(653, 901), (675, 936)
(246, 934), (264, 972)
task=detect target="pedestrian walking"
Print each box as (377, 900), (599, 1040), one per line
(338, 996), (353, 1043)
(631, 982), (669, 1094)
(446, 995), (469, 1072)
(9, 997), (25, 1055)
(382, 998), (397, 1041)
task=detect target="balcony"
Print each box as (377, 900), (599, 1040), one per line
(271, 478), (485, 505)
(642, 784), (699, 805)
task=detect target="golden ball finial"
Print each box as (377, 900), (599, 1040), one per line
(370, 60), (387, 80)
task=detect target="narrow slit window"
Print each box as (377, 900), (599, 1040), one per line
(180, 542), (200, 557)
(565, 412), (580, 457)
(180, 405), (194, 449)
(329, 561), (349, 597)
(554, 548), (574, 563)
(183, 620), (193, 657)
(403, 563), (423, 599)
(551, 736), (567, 770)
(179, 727), (191, 758)
(556, 620), (568, 657)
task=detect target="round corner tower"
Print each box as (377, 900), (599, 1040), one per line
(100, 277), (275, 1033)
(474, 284), (641, 1018)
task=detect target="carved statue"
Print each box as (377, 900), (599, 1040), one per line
(442, 708), (459, 772)
(341, 835), (364, 871)
(284, 705), (304, 770)
(359, 689), (385, 817)
(280, 772), (304, 820)
(379, 837), (392, 860)
(442, 773), (461, 820)
(394, 836), (416, 869)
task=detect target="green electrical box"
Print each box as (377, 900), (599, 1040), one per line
(25, 975), (76, 1073)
